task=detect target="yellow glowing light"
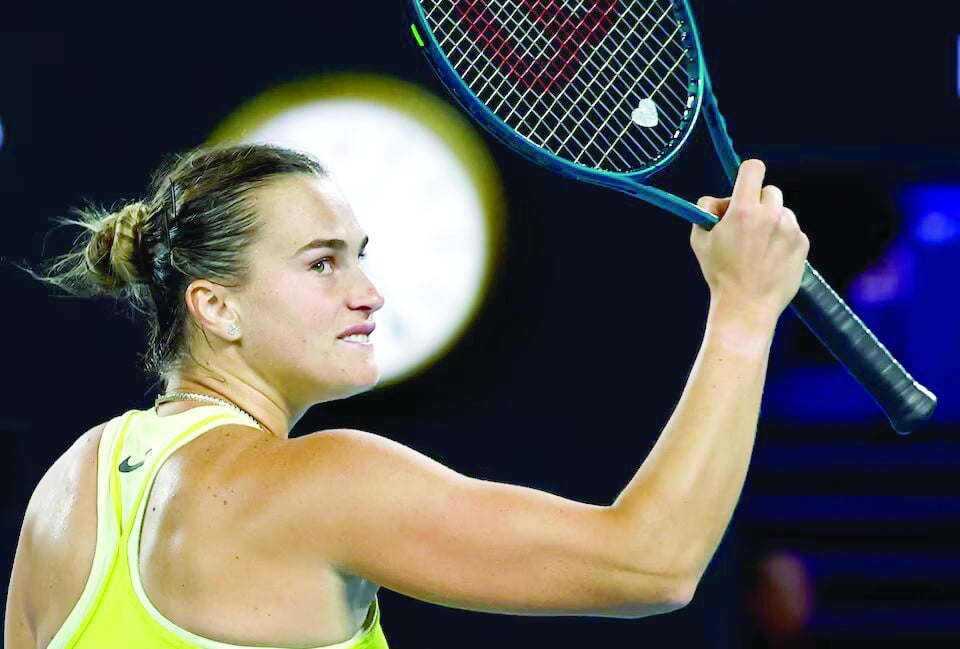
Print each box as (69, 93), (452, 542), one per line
(209, 74), (505, 387)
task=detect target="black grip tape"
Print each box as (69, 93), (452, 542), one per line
(790, 261), (937, 434)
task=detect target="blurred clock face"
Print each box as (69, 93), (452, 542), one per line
(212, 76), (503, 386)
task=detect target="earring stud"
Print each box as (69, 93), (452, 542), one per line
(227, 324), (239, 337)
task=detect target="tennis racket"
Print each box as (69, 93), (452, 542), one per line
(406, 0), (937, 434)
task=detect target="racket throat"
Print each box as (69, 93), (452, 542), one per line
(619, 179), (718, 227)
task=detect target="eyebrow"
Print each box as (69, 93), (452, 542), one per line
(294, 235), (369, 256)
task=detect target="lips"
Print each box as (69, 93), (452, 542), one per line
(338, 321), (376, 339)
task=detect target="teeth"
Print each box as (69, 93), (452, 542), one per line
(341, 334), (370, 343)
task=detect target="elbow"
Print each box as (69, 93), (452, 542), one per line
(648, 576), (697, 616)
(664, 576), (698, 611)
(612, 576), (698, 619)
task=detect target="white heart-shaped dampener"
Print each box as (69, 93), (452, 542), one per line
(631, 98), (659, 128)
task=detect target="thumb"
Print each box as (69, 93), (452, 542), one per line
(697, 195), (721, 214)
(697, 195), (732, 218)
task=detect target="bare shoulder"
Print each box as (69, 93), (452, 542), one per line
(277, 427), (465, 494)
(252, 427), (414, 514)
(267, 427), (687, 618)
(289, 427), (430, 465)
(254, 426), (469, 552)
(5, 422), (108, 648)
(286, 426), (388, 453)
(28, 422), (106, 530)
(33, 422), (107, 568)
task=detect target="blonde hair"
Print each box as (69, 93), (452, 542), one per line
(34, 143), (326, 380)
(43, 201), (152, 298)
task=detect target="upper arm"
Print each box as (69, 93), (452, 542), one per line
(5, 490), (38, 649)
(282, 429), (689, 618)
(4, 425), (103, 649)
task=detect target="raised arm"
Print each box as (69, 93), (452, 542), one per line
(612, 160), (808, 588)
(282, 427), (688, 619)
(278, 160), (806, 618)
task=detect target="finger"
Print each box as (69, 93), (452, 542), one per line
(696, 196), (732, 217)
(760, 184), (783, 208)
(715, 197), (732, 218)
(731, 159), (766, 208)
(696, 195), (722, 212)
(771, 208), (807, 253)
(777, 207), (800, 235)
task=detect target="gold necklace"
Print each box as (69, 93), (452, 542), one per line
(154, 391), (263, 429)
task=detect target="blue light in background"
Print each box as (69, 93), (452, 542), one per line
(905, 185), (960, 244)
(767, 184), (959, 425)
(848, 243), (913, 306)
(915, 211), (960, 244)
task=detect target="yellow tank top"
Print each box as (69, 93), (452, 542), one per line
(47, 405), (390, 649)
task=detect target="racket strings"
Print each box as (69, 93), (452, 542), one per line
(422, 0), (697, 172)
(548, 6), (686, 158)
(439, 1), (690, 168)
(574, 16), (687, 165)
(434, 0), (644, 160)
(442, 0), (687, 122)
(429, 0), (680, 168)
(470, 1), (685, 160)
(445, 1), (643, 166)
(459, 1), (615, 93)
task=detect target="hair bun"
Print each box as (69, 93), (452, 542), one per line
(84, 202), (149, 290)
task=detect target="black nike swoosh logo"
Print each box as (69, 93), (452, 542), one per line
(118, 449), (152, 473)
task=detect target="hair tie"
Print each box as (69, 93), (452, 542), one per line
(162, 182), (177, 267)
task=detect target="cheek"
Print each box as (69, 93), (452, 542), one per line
(250, 286), (338, 351)
(240, 270), (344, 350)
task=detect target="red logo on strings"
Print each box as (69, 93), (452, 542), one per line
(454, 1), (620, 95)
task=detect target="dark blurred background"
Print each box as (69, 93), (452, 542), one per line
(2, 1), (958, 646)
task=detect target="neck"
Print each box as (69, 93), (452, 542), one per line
(162, 367), (296, 439)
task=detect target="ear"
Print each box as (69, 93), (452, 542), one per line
(183, 279), (239, 342)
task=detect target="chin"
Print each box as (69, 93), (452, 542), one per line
(355, 371), (381, 393)
(317, 369), (381, 401)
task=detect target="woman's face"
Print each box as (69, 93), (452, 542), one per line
(234, 173), (384, 407)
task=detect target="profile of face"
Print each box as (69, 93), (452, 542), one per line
(229, 174), (384, 407)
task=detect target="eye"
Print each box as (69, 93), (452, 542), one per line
(311, 258), (334, 276)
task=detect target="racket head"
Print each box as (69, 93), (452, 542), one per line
(408, 0), (708, 194)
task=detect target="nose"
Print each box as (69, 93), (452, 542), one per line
(348, 271), (385, 314)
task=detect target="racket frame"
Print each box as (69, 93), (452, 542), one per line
(407, 0), (938, 433)
(409, 0), (727, 226)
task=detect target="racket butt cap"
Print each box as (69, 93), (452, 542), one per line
(888, 382), (937, 435)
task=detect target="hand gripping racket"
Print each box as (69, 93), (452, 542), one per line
(406, 0), (937, 434)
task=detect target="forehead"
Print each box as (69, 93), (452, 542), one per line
(252, 174), (363, 253)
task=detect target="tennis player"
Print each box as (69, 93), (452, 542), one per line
(4, 144), (807, 648)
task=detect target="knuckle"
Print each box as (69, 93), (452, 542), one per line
(729, 206), (754, 222)
(760, 205), (781, 220)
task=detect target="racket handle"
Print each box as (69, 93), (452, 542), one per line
(790, 261), (937, 434)
(698, 78), (936, 433)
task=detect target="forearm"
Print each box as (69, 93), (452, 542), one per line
(612, 297), (776, 587)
